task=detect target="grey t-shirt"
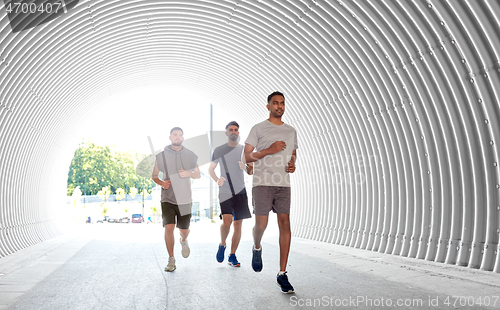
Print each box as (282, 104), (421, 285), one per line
(156, 145), (198, 205)
(212, 144), (246, 201)
(245, 120), (298, 187)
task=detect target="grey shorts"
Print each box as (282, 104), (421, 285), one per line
(252, 186), (291, 215)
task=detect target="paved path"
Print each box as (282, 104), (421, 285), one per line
(1, 218), (499, 310)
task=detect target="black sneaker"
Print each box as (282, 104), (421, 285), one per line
(251, 245), (263, 272)
(277, 272), (294, 293)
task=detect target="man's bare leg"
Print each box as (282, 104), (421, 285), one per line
(164, 224), (175, 257)
(231, 219), (242, 254)
(251, 215), (268, 272)
(220, 214), (232, 246)
(253, 215), (269, 249)
(277, 213), (291, 271)
(179, 228), (190, 242)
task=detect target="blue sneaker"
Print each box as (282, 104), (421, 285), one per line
(251, 245), (262, 272)
(228, 254), (240, 267)
(277, 272), (294, 293)
(216, 244), (226, 263)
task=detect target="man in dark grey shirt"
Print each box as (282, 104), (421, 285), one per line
(209, 121), (252, 267)
(152, 127), (200, 272)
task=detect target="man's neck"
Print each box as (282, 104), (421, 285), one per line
(268, 115), (284, 125)
(171, 145), (182, 152)
(227, 140), (238, 147)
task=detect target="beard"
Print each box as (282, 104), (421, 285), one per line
(272, 109), (284, 118)
(172, 140), (182, 146)
(229, 134), (239, 141)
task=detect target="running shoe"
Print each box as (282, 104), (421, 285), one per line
(251, 245), (263, 272)
(165, 257), (176, 272)
(216, 244), (226, 263)
(277, 272), (294, 293)
(228, 253), (240, 267)
(180, 238), (190, 258)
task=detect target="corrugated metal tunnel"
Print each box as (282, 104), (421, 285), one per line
(1, 0), (500, 272)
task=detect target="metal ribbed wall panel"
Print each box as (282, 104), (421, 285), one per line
(0, 0), (499, 272)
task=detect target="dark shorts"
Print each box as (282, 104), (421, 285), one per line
(252, 186), (291, 215)
(220, 191), (251, 221)
(161, 202), (192, 229)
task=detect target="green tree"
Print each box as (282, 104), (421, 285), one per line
(97, 186), (111, 202)
(136, 154), (155, 178)
(67, 141), (115, 195)
(116, 188), (125, 201)
(67, 140), (155, 196)
(72, 186), (82, 207)
(129, 187), (138, 200)
(141, 188), (150, 199)
(150, 205), (159, 215)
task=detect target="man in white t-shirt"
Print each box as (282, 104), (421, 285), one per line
(244, 91), (298, 294)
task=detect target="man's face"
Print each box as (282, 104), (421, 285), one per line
(169, 130), (184, 146)
(226, 125), (239, 141)
(267, 95), (285, 118)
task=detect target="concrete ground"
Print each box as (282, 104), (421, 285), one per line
(1, 215), (499, 310)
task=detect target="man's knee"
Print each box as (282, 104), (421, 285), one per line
(254, 217), (268, 231)
(233, 219), (242, 229)
(277, 215), (290, 229)
(222, 215), (233, 227)
(165, 224), (175, 233)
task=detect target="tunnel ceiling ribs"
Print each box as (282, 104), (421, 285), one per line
(0, 0), (500, 272)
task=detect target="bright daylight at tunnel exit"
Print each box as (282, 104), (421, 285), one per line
(1, 0), (500, 309)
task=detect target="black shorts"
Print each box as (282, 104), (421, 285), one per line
(161, 202), (192, 229)
(220, 191), (251, 221)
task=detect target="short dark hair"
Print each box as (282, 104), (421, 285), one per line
(225, 121), (239, 129)
(267, 91), (285, 103)
(170, 127), (183, 135)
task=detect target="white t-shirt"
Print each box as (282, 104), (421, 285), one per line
(245, 120), (298, 187)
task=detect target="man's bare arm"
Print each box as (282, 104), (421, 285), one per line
(152, 160), (171, 189)
(286, 149), (297, 173)
(191, 165), (201, 179)
(244, 141), (288, 163)
(291, 149), (297, 164)
(208, 161), (227, 186)
(208, 162), (219, 182)
(179, 164), (201, 179)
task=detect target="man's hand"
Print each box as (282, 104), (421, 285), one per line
(179, 168), (191, 178)
(217, 177), (226, 186)
(246, 162), (253, 175)
(162, 180), (172, 189)
(268, 141), (286, 155)
(238, 161), (245, 170)
(286, 160), (296, 173)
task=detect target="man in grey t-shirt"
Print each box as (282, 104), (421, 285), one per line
(244, 91), (298, 294)
(152, 127), (201, 272)
(209, 121), (252, 267)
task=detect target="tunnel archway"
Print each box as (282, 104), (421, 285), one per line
(1, 0), (499, 272)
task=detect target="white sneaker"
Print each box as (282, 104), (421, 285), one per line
(180, 238), (190, 258)
(165, 257), (176, 272)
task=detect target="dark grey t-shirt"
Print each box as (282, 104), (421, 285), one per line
(212, 144), (246, 200)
